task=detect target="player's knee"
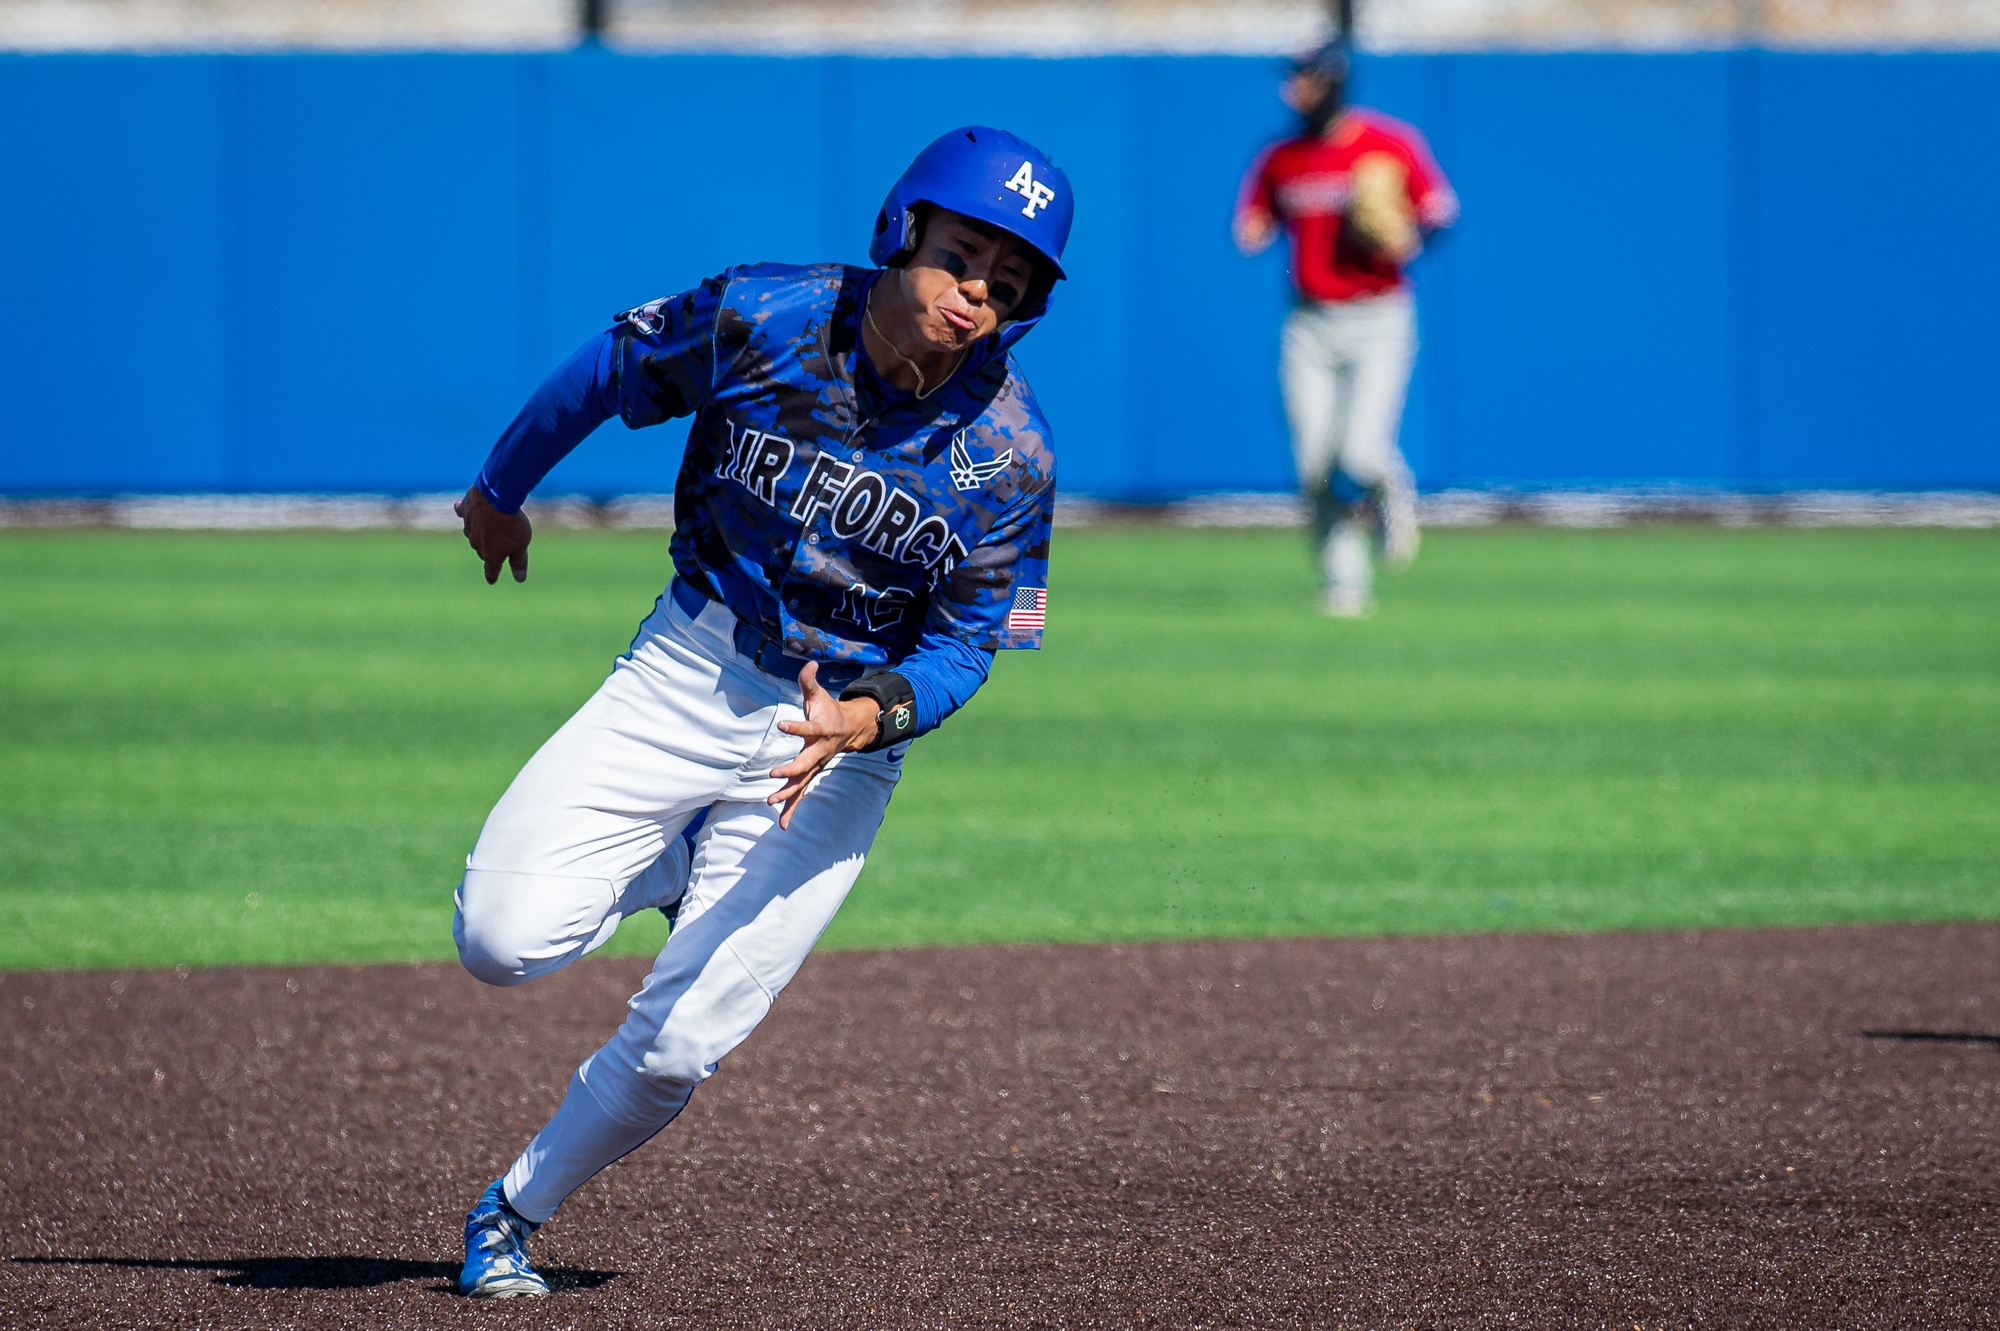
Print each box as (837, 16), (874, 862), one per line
(582, 1042), (698, 1124)
(453, 905), (535, 987)
(627, 963), (776, 1087)
(579, 939), (775, 1089)
(637, 1029), (728, 1088)
(452, 867), (604, 988)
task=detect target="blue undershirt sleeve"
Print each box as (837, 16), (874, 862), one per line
(474, 331), (619, 514)
(894, 629), (995, 737)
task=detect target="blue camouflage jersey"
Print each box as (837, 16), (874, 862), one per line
(621, 262), (1053, 664)
(479, 262), (1055, 682)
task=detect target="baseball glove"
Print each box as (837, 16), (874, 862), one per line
(1345, 152), (1419, 263)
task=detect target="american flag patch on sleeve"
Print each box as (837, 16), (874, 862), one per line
(1007, 585), (1047, 633)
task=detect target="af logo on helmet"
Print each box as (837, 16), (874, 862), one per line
(1005, 161), (1057, 219)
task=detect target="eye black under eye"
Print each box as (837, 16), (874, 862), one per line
(935, 250), (969, 280)
(989, 279), (1021, 308)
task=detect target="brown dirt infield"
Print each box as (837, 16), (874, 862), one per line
(3, 924), (1997, 1329)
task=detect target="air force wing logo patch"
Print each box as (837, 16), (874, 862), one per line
(949, 431), (1014, 492)
(616, 298), (670, 336)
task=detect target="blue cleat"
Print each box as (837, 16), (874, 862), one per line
(459, 1179), (549, 1298)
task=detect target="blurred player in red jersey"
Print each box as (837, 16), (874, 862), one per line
(1236, 41), (1458, 617)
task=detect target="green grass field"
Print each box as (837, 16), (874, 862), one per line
(1, 526), (1994, 971)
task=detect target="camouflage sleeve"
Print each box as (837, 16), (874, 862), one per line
(926, 465), (1055, 652)
(610, 273), (730, 428)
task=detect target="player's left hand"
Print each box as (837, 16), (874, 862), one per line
(769, 662), (881, 829)
(1345, 153), (1420, 264)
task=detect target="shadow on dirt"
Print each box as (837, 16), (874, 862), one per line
(11, 1254), (621, 1293)
(1857, 1030), (2000, 1048)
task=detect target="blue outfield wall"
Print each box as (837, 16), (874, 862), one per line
(2, 51), (1997, 497)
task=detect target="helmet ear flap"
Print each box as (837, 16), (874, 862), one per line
(890, 206), (922, 266)
(870, 201), (924, 267)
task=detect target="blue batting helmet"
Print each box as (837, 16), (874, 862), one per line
(869, 127), (1074, 285)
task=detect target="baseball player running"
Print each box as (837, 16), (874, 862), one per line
(1236, 41), (1457, 617)
(448, 127), (1068, 1298)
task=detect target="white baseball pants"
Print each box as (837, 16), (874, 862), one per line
(452, 588), (901, 1222)
(1280, 290), (1418, 602)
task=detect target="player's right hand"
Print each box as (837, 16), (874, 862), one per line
(455, 486), (533, 584)
(1234, 208), (1278, 256)
(768, 663), (881, 831)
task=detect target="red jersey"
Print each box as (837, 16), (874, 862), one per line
(1238, 107), (1458, 303)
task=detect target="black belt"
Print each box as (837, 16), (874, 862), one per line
(670, 577), (863, 693)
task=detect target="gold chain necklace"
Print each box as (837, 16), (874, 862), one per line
(865, 298), (966, 401)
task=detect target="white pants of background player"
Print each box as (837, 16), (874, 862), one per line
(451, 590), (901, 1223)
(1280, 289), (1419, 609)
